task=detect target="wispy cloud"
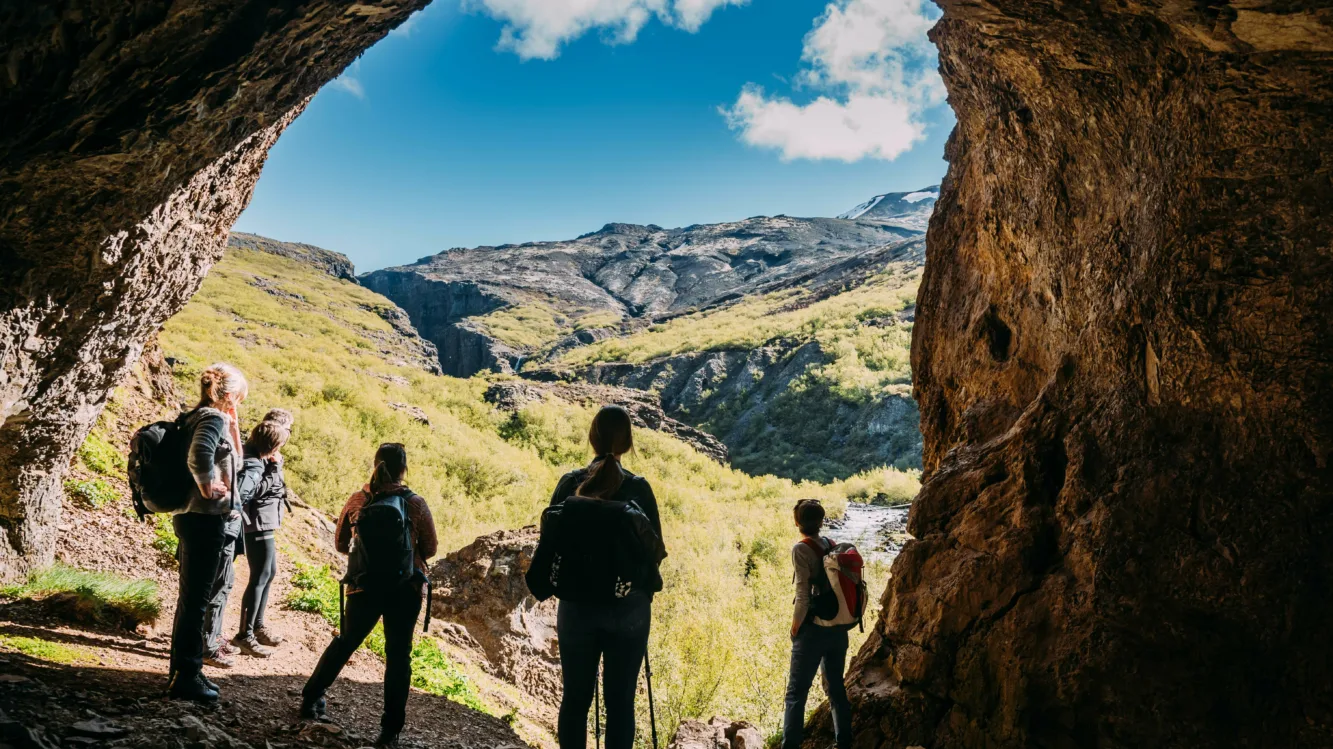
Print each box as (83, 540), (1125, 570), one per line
(468, 0), (746, 60)
(724, 0), (943, 162)
(389, 10), (422, 38)
(329, 60), (366, 99)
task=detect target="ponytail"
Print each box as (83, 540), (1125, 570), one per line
(577, 406), (634, 499)
(198, 362), (248, 409)
(369, 442), (408, 495)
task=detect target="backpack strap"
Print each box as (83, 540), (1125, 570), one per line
(800, 536), (832, 556)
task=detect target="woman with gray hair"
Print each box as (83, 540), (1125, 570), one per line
(167, 362), (248, 703)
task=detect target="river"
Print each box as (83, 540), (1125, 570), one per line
(827, 502), (911, 565)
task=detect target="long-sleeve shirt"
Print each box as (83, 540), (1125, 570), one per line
(178, 407), (241, 516)
(549, 465), (665, 551)
(334, 484), (438, 592)
(236, 449), (287, 533)
(792, 537), (829, 627)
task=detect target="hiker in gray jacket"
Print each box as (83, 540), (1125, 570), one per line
(168, 363), (248, 703)
(783, 499), (852, 749)
(233, 413), (293, 657)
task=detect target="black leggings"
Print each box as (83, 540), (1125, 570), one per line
(556, 594), (652, 749)
(239, 531), (277, 637)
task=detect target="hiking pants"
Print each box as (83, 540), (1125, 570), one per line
(203, 515), (243, 655)
(556, 593), (651, 749)
(170, 513), (228, 678)
(304, 583), (423, 734)
(783, 625), (852, 749)
(239, 530), (277, 637)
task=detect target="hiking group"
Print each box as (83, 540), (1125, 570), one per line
(131, 362), (866, 749)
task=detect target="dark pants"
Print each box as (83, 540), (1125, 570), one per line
(556, 594), (651, 749)
(203, 516), (242, 655)
(304, 583), (423, 734)
(239, 530), (277, 637)
(783, 625), (852, 749)
(170, 513), (228, 678)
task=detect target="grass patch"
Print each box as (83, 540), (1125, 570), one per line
(0, 634), (99, 665)
(64, 477), (118, 509)
(150, 514), (179, 558)
(2, 565), (159, 629)
(77, 431), (127, 476)
(471, 305), (564, 350)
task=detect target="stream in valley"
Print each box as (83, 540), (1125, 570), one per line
(828, 502), (912, 565)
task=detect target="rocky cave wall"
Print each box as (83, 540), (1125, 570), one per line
(0, 0), (426, 579)
(814, 1), (1333, 747)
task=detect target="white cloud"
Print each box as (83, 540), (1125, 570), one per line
(329, 61), (366, 99)
(469, 0), (746, 60)
(725, 0), (943, 162)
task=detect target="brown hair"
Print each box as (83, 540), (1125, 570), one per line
(370, 442), (408, 495)
(794, 499), (825, 536)
(576, 405), (634, 499)
(260, 408), (294, 429)
(247, 421), (289, 457)
(198, 363), (248, 409)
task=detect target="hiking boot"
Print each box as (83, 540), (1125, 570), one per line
(299, 694), (327, 721)
(203, 648), (235, 668)
(232, 634), (273, 658)
(253, 626), (285, 647)
(201, 674), (220, 692)
(373, 730), (400, 748)
(168, 673), (219, 703)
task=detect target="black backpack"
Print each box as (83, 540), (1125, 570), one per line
(343, 492), (419, 590)
(527, 496), (663, 604)
(127, 411), (195, 520)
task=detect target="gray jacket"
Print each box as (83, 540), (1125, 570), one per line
(236, 451), (287, 533)
(177, 407), (241, 516)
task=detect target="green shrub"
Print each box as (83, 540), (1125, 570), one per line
(2, 565), (160, 628)
(64, 477), (118, 508)
(77, 431), (126, 476)
(151, 514), (179, 558)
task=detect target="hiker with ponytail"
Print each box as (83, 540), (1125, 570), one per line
(167, 363), (249, 703)
(526, 405), (667, 749)
(302, 443), (438, 749)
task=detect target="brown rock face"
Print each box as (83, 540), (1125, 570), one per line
(0, 1), (425, 578)
(819, 2), (1333, 747)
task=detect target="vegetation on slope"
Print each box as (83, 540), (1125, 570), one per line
(147, 247), (917, 736)
(2, 565), (160, 628)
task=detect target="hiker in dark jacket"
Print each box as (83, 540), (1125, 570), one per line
(533, 405), (667, 749)
(783, 499), (852, 749)
(302, 443), (437, 749)
(168, 363), (248, 703)
(233, 415), (292, 657)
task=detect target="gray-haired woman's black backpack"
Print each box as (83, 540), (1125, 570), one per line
(127, 411), (195, 520)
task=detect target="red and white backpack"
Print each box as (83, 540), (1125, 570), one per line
(802, 538), (868, 631)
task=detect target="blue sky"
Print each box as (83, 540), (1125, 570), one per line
(235, 0), (952, 271)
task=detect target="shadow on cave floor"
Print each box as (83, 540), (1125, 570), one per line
(0, 608), (529, 749)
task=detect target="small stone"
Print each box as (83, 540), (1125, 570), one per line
(70, 717), (128, 739)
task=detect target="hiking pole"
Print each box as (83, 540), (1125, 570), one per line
(338, 582), (345, 633)
(644, 651), (659, 749)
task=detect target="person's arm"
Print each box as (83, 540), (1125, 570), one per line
(636, 480), (664, 548)
(334, 493), (361, 555)
(791, 542), (815, 638)
(525, 507), (560, 601)
(549, 473), (578, 506)
(408, 495), (438, 564)
(187, 412), (227, 499)
(236, 457), (266, 507)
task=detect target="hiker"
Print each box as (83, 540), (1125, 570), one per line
(526, 405), (667, 749)
(783, 499), (853, 749)
(232, 413), (293, 657)
(167, 363), (249, 703)
(301, 442), (437, 749)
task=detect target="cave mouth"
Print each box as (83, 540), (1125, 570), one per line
(4, 3), (1332, 749)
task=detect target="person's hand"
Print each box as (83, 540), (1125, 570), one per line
(791, 622), (801, 640)
(204, 479), (228, 500)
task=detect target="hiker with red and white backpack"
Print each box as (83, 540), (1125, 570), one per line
(783, 499), (864, 749)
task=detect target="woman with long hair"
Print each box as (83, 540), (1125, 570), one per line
(301, 443), (438, 749)
(528, 405), (667, 749)
(168, 363), (248, 703)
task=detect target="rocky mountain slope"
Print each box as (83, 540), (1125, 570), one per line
(361, 216), (920, 378)
(838, 185), (939, 231)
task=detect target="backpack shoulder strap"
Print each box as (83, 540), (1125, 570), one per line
(800, 537), (830, 556)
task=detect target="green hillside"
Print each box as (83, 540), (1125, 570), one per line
(147, 247), (916, 737)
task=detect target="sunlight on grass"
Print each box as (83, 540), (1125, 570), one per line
(0, 634), (99, 665)
(2, 565), (160, 627)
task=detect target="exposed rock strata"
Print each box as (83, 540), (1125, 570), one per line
(0, 1), (426, 577)
(812, 2), (1333, 748)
